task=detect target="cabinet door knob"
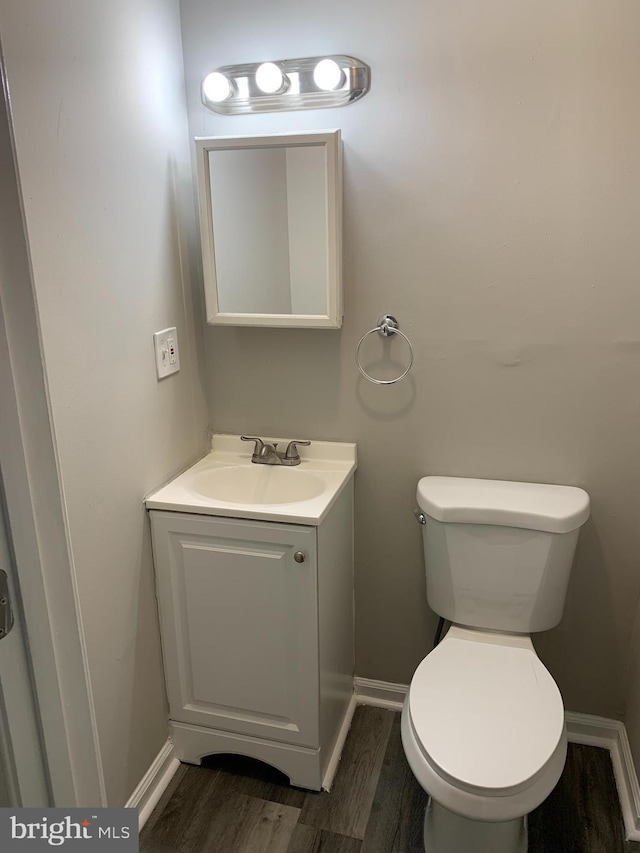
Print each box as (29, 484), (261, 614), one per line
(294, 551), (306, 563)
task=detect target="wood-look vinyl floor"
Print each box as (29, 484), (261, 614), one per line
(141, 706), (640, 853)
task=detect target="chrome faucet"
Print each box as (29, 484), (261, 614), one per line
(241, 436), (311, 466)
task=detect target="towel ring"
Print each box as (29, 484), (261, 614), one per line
(355, 314), (414, 385)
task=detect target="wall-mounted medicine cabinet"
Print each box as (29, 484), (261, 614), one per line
(195, 130), (342, 328)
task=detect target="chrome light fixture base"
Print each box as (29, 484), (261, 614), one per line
(202, 55), (370, 115)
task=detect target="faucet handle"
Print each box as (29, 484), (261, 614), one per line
(284, 439), (311, 461)
(240, 436), (265, 458)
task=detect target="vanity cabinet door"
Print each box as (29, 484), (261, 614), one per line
(150, 511), (319, 747)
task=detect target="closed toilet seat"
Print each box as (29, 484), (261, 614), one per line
(403, 625), (567, 822)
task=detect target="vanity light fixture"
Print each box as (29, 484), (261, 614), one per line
(201, 55), (370, 115)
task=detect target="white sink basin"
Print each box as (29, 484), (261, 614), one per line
(145, 434), (357, 526)
(192, 465), (326, 505)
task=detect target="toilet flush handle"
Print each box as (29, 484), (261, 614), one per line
(413, 507), (426, 525)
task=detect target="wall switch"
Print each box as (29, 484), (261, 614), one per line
(153, 327), (180, 379)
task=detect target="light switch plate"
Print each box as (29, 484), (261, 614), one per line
(153, 327), (180, 379)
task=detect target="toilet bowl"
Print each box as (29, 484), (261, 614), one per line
(402, 626), (567, 852)
(405, 476), (590, 852)
(404, 625), (566, 822)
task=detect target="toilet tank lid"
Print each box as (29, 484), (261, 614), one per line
(416, 476), (590, 533)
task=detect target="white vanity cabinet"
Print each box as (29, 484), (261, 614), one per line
(148, 480), (354, 791)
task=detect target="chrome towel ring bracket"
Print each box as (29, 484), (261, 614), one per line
(355, 314), (414, 385)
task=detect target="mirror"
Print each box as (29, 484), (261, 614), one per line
(195, 130), (342, 328)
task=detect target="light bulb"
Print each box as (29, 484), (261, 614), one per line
(202, 72), (232, 103)
(255, 62), (286, 94)
(313, 59), (344, 91)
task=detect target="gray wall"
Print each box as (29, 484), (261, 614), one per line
(180, 0), (640, 718)
(0, 0), (207, 806)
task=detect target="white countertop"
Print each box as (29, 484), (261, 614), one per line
(145, 434), (357, 526)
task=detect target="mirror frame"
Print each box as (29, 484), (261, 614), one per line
(195, 130), (342, 328)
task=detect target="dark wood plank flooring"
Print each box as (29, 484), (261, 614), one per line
(141, 706), (639, 853)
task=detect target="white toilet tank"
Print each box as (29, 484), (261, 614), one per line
(416, 477), (590, 634)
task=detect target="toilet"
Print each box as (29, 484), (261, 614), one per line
(402, 476), (590, 853)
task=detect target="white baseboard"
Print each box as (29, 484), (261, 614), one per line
(322, 694), (357, 792)
(564, 710), (620, 748)
(125, 739), (180, 831)
(612, 722), (640, 842)
(566, 711), (640, 843)
(356, 678), (640, 843)
(354, 676), (407, 711)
